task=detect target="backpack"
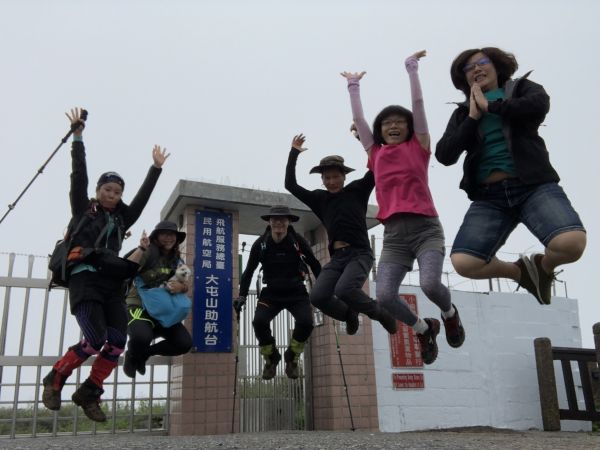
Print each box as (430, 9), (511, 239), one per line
(48, 213), (91, 289)
(257, 226), (310, 283)
(48, 201), (126, 289)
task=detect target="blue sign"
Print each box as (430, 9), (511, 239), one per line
(192, 210), (233, 352)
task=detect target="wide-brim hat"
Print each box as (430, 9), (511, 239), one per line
(149, 220), (187, 244)
(309, 155), (355, 174)
(260, 205), (299, 222)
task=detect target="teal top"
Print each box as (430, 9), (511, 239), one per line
(476, 88), (516, 183)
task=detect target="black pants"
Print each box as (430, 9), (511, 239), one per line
(127, 306), (193, 360)
(252, 291), (314, 347)
(309, 247), (379, 321)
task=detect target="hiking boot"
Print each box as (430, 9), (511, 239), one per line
(42, 369), (63, 411)
(515, 255), (550, 305)
(284, 348), (300, 379)
(416, 318), (440, 365)
(72, 380), (107, 422)
(373, 305), (397, 335)
(530, 254), (554, 305)
(441, 304), (465, 348)
(345, 309), (360, 335)
(261, 348), (281, 380)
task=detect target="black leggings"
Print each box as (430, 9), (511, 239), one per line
(252, 294), (314, 347)
(127, 307), (192, 360)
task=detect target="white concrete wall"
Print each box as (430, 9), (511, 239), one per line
(371, 284), (592, 432)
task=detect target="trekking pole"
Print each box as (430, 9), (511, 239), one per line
(333, 319), (356, 431)
(0, 110), (88, 225)
(231, 306), (242, 433)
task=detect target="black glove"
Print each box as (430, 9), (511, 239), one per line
(233, 296), (246, 314)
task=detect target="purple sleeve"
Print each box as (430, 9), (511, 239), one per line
(405, 56), (429, 135)
(347, 79), (375, 151)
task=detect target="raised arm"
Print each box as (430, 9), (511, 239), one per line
(67, 107), (91, 216)
(122, 145), (168, 228)
(284, 134), (317, 207)
(405, 50), (430, 149)
(341, 71), (374, 152)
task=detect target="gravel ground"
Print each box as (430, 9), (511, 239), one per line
(0, 428), (599, 450)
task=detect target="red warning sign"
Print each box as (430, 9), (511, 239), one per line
(392, 373), (424, 389)
(389, 294), (423, 368)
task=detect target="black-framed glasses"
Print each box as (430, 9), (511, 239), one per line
(463, 56), (491, 73)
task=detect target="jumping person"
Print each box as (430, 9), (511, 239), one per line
(123, 221), (192, 378)
(42, 107), (169, 422)
(234, 205), (321, 380)
(285, 136), (397, 336)
(341, 50), (464, 365)
(435, 47), (586, 305)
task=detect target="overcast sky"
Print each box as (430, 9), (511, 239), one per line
(0, 0), (598, 345)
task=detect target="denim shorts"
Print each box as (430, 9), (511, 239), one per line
(451, 180), (585, 262)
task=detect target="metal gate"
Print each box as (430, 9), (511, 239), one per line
(236, 291), (307, 432)
(0, 253), (171, 439)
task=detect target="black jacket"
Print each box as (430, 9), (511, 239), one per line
(285, 148), (375, 254)
(239, 227), (321, 298)
(69, 140), (162, 253)
(435, 75), (560, 199)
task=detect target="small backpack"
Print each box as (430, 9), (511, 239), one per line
(48, 201), (125, 289)
(257, 226), (310, 283)
(48, 213), (91, 289)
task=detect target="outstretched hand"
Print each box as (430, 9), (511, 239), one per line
(341, 71), (366, 81)
(152, 145), (170, 168)
(291, 134), (307, 152)
(65, 107), (86, 137)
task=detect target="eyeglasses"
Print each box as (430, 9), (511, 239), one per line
(382, 118), (407, 127)
(463, 56), (491, 73)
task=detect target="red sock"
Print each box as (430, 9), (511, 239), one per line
(52, 349), (86, 389)
(89, 355), (118, 389)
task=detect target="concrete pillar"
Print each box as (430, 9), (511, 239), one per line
(307, 225), (379, 431)
(533, 337), (561, 431)
(168, 206), (240, 435)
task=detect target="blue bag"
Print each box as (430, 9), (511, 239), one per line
(134, 276), (191, 328)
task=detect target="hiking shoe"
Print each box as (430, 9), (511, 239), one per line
(42, 369), (63, 411)
(416, 318), (440, 365)
(345, 310), (360, 335)
(374, 305), (397, 335)
(261, 348), (281, 381)
(515, 255), (542, 304)
(284, 348), (300, 379)
(72, 380), (107, 422)
(531, 254), (554, 305)
(441, 304), (465, 348)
